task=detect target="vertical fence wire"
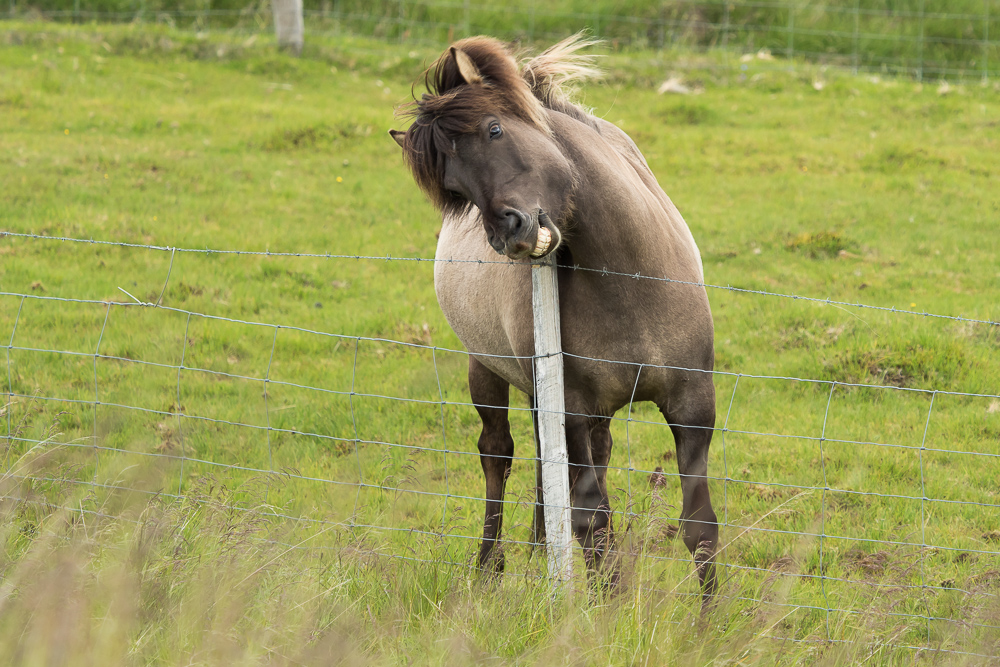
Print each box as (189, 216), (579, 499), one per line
(263, 325), (279, 500)
(155, 248), (176, 308)
(918, 391), (937, 646)
(432, 346), (450, 530)
(349, 336), (362, 523)
(91, 304), (111, 482)
(623, 364), (643, 510)
(175, 312), (191, 493)
(719, 374), (741, 566)
(4, 296), (25, 471)
(817, 381), (837, 642)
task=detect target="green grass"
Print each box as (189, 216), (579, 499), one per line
(1, 21), (1000, 665)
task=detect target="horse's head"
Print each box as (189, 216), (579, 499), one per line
(391, 37), (577, 260)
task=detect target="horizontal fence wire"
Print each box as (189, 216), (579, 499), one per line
(3, 0), (999, 80)
(3, 232), (997, 328)
(3, 227), (1000, 658)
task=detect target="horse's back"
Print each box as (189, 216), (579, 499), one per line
(587, 114), (705, 282)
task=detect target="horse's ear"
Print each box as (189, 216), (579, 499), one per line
(388, 129), (406, 149)
(451, 47), (483, 85)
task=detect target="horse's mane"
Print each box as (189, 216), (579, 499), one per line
(397, 33), (602, 214)
(521, 34), (602, 127)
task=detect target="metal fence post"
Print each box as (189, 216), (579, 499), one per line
(531, 255), (574, 585)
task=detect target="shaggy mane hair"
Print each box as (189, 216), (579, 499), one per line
(396, 33), (602, 215)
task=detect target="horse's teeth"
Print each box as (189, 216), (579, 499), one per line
(531, 227), (552, 257)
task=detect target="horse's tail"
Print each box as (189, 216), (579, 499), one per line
(520, 32), (603, 109)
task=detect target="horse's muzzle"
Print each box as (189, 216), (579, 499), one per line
(489, 209), (560, 260)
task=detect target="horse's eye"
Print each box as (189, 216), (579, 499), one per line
(488, 123), (502, 140)
(448, 190), (465, 200)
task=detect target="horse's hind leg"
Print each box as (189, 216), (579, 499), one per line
(469, 356), (515, 574)
(660, 383), (719, 602)
(589, 417), (619, 585)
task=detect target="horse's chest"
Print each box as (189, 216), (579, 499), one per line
(434, 226), (535, 392)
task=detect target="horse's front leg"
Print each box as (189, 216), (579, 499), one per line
(530, 396), (546, 548)
(564, 410), (614, 579)
(469, 356), (515, 575)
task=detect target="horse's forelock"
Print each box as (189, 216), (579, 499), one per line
(413, 39), (548, 131)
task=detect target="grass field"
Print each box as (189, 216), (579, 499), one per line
(1, 21), (999, 665)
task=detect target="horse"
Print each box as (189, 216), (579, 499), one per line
(390, 34), (719, 599)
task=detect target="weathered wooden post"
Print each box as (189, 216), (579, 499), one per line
(272, 0), (304, 56)
(531, 254), (574, 584)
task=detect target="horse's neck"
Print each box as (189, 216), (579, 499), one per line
(560, 123), (700, 280)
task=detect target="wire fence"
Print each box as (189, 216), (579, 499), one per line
(2, 229), (999, 657)
(4, 0), (999, 80)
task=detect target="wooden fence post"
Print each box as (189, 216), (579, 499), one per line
(272, 0), (304, 56)
(531, 255), (574, 584)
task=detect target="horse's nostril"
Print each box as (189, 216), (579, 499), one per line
(501, 209), (526, 236)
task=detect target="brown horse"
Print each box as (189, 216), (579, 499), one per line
(390, 35), (718, 599)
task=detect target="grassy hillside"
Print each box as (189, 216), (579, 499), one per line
(1, 22), (999, 665)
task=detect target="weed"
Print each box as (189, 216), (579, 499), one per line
(659, 102), (716, 125)
(785, 231), (853, 258)
(258, 123), (374, 151)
